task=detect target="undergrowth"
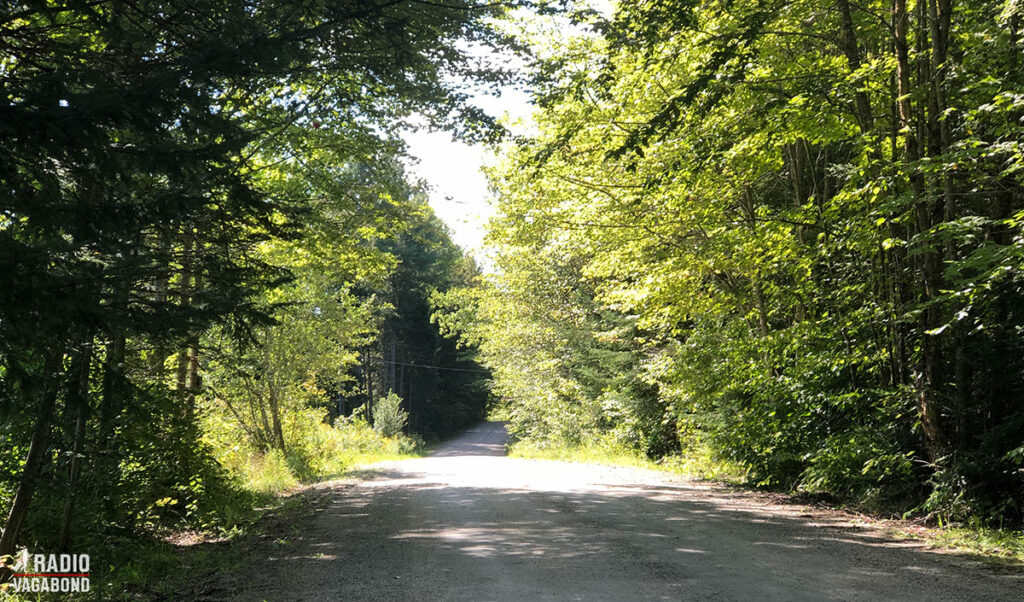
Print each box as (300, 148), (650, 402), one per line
(508, 436), (746, 483)
(0, 414), (421, 601)
(206, 410), (422, 496)
(892, 524), (1024, 567)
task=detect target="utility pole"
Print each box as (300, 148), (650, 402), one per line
(388, 334), (397, 393)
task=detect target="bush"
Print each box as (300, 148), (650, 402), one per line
(245, 449), (300, 494)
(202, 395), (421, 497)
(372, 391), (409, 438)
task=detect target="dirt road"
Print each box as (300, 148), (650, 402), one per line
(204, 422), (1022, 601)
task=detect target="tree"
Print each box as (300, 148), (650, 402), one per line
(364, 207), (491, 440)
(1, 0), (525, 561)
(483, 0), (1024, 522)
(373, 391), (409, 439)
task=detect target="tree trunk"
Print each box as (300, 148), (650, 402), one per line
(151, 228), (172, 380)
(895, 0), (946, 461)
(366, 349), (375, 424)
(59, 344), (91, 552)
(388, 334), (397, 394)
(100, 280), (130, 445)
(893, 0), (918, 161)
(837, 0), (875, 133)
(176, 229), (195, 404)
(100, 334), (125, 442)
(268, 380), (286, 452)
(0, 346), (65, 563)
(183, 270), (203, 420)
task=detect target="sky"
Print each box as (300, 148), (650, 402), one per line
(401, 86), (534, 268)
(401, 1), (613, 268)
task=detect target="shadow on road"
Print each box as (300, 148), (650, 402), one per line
(429, 422), (509, 458)
(190, 476), (1023, 601)
(176, 423), (1022, 601)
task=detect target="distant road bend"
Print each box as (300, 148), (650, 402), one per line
(208, 422), (1023, 601)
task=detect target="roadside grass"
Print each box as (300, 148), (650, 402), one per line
(509, 438), (1024, 568)
(211, 415), (423, 496)
(240, 443), (422, 496)
(509, 439), (653, 468)
(142, 425), (427, 600)
(891, 524), (1024, 568)
(154, 489), (327, 599)
(79, 488), (328, 600)
(101, 440), (421, 600)
(128, 419), (427, 597)
(508, 438), (747, 483)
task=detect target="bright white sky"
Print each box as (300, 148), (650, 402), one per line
(402, 1), (613, 269)
(401, 87), (534, 268)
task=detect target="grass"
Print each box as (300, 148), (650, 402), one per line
(0, 418), (425, 601)
(890, 524), (1024, 567)
(509, 439), (651, 467)
(97, 488), (324, 600)
(143, 432), (425, 599)
(243, 449), (300, 494)
(91, 431), (423, 600)
(42, 443), (421, 601)
(213, 416), (423, 496)
(1, 406), (425, 601)
(508, 438), (747, 482)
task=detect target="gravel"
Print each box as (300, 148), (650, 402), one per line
(203, 422), (1024, 601)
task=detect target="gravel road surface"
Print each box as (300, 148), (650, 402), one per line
(206, 422), (1023, 601)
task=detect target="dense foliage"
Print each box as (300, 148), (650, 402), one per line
(0, 0), (500, 581)
(469, 0), (1024, 523)
(372, 391), (410, 439)
(5, 0), (1023, 589)
(351, 208), (492, 440)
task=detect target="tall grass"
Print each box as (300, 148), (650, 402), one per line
(508, 436), (746, 482)
(205, 413), (421, 496)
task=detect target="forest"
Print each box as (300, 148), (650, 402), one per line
(454, 0), (1024, 527)
(2, 0), (1024, 594)
(0, 0), (503, 584)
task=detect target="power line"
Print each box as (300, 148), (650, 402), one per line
(366, 356), (490, 374)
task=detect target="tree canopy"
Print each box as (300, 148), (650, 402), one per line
(461, 0), (1024, 524)
(0, 0), (505, 576)
(3, 0), (1024, 587)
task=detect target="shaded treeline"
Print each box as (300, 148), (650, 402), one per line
(351, 214), (492, 439)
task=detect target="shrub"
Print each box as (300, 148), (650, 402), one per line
(245, 449), (300, 494)
(372, 391), (409, 438)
